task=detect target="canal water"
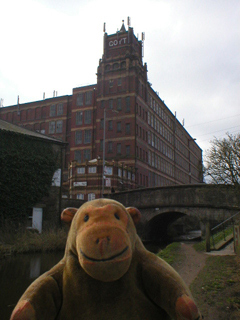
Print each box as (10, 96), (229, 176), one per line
(0, 243), (165, 320)
(0, 252), (63, 320)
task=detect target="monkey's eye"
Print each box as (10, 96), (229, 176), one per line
(114, 213), (120, 220)
(84, 214), (89, 222)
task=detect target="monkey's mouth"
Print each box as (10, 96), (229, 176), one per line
(80, 246), (129, 262)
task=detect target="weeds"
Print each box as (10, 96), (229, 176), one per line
(0, 227), (68, 257)
(157, 242), (182, 266)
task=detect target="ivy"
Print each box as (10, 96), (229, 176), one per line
(0, 130), (59, 222)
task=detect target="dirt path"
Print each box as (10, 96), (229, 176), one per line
(173, 241), (235, 286)
(173, 242), (207, 286)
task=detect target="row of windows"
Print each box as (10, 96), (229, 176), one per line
(76, 193), (95, 201)
(105, 61), (126, 71)
(148, 171), (173, 188)
(100, 96), (130, 112)
(136, 103), (148, 122)
(76, 91), (93, 106)
(148, 112), (173, 144)
(76, 110), (92, 125)
(50, 103), (64, 117)
(100, 120), (131, 135)
(148, 131), (174, 160)
(49, 120), (63, 134)
(74, 166), (135, 181)
(148, 95), (172, 129)
(136, 125), (148, 142)
(148, 151), (174, 177)
(136, 146), (148, 163)
(75, 130), (92, 144)
(99, 141), (131, 155)
(74, 149), (91, 163)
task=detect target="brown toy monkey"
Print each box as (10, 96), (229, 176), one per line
(11, 199), (202, 320)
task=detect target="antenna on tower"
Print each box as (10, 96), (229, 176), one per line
(127, 16), (131, 28)
(103, 22), (106, 33)
(0, 98), (3, 108)
(17, 95), (20, 115)
(142, 32), (145, 57)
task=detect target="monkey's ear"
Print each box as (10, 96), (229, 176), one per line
(126, 207), (141, 225)
(61, 208), (78, 224)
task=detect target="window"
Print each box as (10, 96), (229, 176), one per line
(56, 120), (63, 133)
(88, 166), (97, 173)
(118, 168), (122, 177)
(109, 99), (113, 109)
(126, 145), (130, 156)
(117, 122), (121, 132)
(83, 149), (91, 161)
(100, 118), (104, 129)
(105, 166), (113, 175)
(75, 131), (82, 144)
(100, 139), (103, 151)
(75, 151), (81, 163)
(77, 194), (84, 200)
(125, 123), (130, 135)
(84, 110), (91, 124)
(117, 98), (122, 111)
(77, 93), (83, 106)
(84, 130), (92, 144)
(101, 100), (104, 108)
(128, 172), (131, 180)
(108, 141), (113, 153)
(109, 80), (113, 88)
(108, 120), (113, 131)
(77, 167), (85, 174)
(88, 193), (95, 201)
(113, 63), (119, 70)
(49, 121), (55, 133)
(85, 91), (92, 105)
(57, 103), (63, 116)
(126, 97), (130, 112)
(117, 143), (121, 154)
(50, 105), (56, 117)
(118, 78), (122, 86)
(76, 111), (83, 125)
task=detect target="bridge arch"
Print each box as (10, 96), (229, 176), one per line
(146, 210), (186, 242)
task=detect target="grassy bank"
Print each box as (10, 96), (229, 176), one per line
(190, 255), (240, 320)
(157, 242), (183, 266)
(0, 227), (68, 257)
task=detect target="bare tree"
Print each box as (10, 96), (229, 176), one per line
(204, 133), (240, 185)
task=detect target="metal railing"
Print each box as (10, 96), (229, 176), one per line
(211, 211), (240, 250)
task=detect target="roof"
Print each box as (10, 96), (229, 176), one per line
(0, 119), (66, 145)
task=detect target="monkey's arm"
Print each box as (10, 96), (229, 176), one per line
(10, 262), (64, 320)
(139, 245), (202, 320)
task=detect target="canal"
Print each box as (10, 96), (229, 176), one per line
(0, 243), (167, 320)
(0, 252), (63, 320)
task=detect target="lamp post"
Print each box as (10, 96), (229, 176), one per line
(102, 108), (118, 197)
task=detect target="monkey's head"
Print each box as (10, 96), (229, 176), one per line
(61, 199), (141, 282)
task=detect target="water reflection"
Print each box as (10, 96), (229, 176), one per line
(0, 252), (63, 320)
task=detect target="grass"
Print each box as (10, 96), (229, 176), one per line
(194, 226), (233, 252)
(190, 255), (240, 319)
(157, 242), (182, 266)
(0, 227), (68, 257)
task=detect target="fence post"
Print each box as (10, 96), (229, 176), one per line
(206, 221), (211, 252)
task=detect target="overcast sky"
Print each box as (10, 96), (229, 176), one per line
(0, 0), (239, 155)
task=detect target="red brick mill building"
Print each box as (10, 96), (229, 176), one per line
(0, 21), (203, 200)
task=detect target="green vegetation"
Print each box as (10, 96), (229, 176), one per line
(190, 255), (240, 319)
(0, 130), (59, 223)
(157, 242), (182, 266)
(0, 227), (68, 258)
(194, 226), (233, 252)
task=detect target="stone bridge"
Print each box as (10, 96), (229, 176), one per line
(108, 184), (240, 241)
